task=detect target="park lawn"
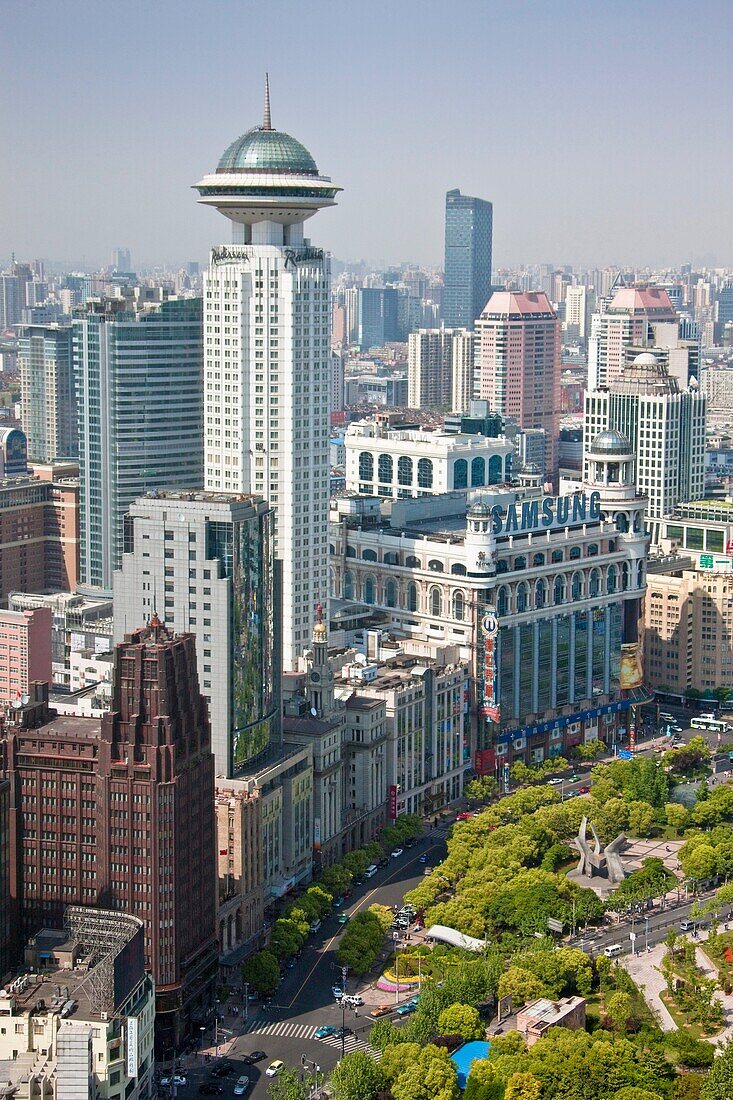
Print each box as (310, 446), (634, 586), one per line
(659, 989), (724, 1040)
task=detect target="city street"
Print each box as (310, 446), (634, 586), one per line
(164, 834), (447, 1098)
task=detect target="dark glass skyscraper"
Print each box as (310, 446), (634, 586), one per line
(444, 189), (493, 329)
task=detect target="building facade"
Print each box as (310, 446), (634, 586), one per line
(587, 286), (678, 391)
(0, 777), (9, 981)
(583, 352), (706, 543)
(330, 430), (648, 770)
(214, 779), (263, 962)
(114, 490), (277, 779)
(344, 418), (513, 499)
(8, 591), (112, 691)
(443, 189), (493, 329)
(408, 328), (453, 409)
(73, 294), (203, 593)
(0, 607), (52, 705)
(476, 291), (561, 484)
(0, 476), (79, 601)
(18, 324), (77, 461)
(98, 622), (218, 1057)
(194, 80), (339, 670)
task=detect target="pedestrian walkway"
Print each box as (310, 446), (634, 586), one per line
(244, 1018), (318, 1040)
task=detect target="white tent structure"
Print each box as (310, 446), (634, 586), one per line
(425, 924), (487, 952)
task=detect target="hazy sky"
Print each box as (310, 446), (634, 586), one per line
(2, 0), (732, 271)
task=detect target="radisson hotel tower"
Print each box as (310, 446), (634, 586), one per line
(194, 78), (341, 669)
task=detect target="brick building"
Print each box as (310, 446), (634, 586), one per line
(0, 607), (52, 705)
(0, 475), (79, 601)
(1, 619), (218, 1058)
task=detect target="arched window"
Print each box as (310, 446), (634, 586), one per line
(488, 455), (503, 484)
(378, 454), (393, 484)
(535, 579), (546, 608)
(637, 560), (644, 587)
(533, 552), (545, 567)
(406, 555), (420, 569)
(497, 586), (509, 616)
(344, 570), (354, 599)
(569, 546), (581, 560)
(362, 549), (377, 561)
(358, 452), (373, 480)
(554, 576), (566, 605)
(607, 539), (616, 553)
(385, 579), (397, 608)
(589, 569), (600, 597)
(384, 551), (399, 565)
(622, 562), (629, 591)
(398, 456), (413, 486)
(407, 583), (418, 612)
(329, 544), (335, 556)
(516, 582), (528, 613)
(551, 550), (564, 564)
(428, 559), (444, 572)
(587, 543), (599, 557)
(571, 572), (583, 600)
(430, 587), (443, 617)
(451, 563), (467, 575)
(616, 512), (629, 533)
(453, 591), (465, 621)
(633, 511), (643, 533)
(346, 546), (356, 558)
(514, 555), (527, 571)
(471, 457), (486, 487)
(453, 459), (468, 489)
(417, 458), (433, 488)
(496, 560), (509, 574)
(364, 575), (376, 604)
(607, 564), (618, 594)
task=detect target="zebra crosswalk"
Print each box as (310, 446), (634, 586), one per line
(242, 1018), (317, 1039)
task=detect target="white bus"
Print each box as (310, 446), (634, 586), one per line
(690, 717), (731, 733)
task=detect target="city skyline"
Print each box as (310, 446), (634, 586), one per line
(1, 0), (731, 271)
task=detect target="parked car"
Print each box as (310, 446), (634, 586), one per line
(404, 837), (416, 848)
(370, 1004), (393, 1017)
(391, 848), (404, 858)
(396, 1001), (417, 1016)
(266, 1062), (284, 1078)
(338, 913), (350, 926)
(423, 867), (432, 875)
(577, 785), (590, 794)
(210, 1060), (234, 1078)
(344, 995), (364, 1006)
(241, 1051), (266, 1065)
(333, 896), (345, 908)
(418, 854), (429, 863)
(377, 857), (389, 868)
(161, 1076), (187, 1088)
(455, 811), (472, 821)
(234, 1074), (250, 1095)
(315, 1025), (338, 1038)
(332, 986), (344, 999)
(547, 778), (564, 786)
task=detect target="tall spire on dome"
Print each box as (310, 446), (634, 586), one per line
(262, 72), (272, 131)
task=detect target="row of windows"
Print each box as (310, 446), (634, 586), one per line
(358, 453), (434, 488)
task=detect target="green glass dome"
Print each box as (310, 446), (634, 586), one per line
(217, 127), (319, 175)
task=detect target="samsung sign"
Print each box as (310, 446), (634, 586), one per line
(490, 491), (601, 537)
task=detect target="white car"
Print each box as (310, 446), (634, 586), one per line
(547, 778), (564, 786)
(391, 848), (404, 858)
(160, 1076), (187, 1087)
(266, 1061), (284, 1078)
(332, 985), (343, 999)
(344, 994), (364, 1006)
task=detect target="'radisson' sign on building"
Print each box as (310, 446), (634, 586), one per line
(490, 491), (602, 537)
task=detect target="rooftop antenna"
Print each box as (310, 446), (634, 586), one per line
(263, 72), (272, 131)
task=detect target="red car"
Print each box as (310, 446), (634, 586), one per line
(577, 785), (590, 794)
(456, 811), (472, 821)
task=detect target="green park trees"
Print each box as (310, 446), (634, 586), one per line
(330, 1051), (386, 1100)
(437, 1003), (485, 1041)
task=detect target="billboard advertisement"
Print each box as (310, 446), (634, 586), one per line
(126, 1016), (138, 1078)
(388, 785), (398, 820)
(480, 609), (501, 723)
(619, 642), (644, 690)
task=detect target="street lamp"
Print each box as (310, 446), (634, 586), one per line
(644, 916), (649, 952)
(199, 1026), (206, 1061)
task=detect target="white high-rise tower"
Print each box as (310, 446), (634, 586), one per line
(194, 77), (341, 669)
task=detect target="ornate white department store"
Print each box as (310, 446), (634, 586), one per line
(330, 431), (649, 772)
